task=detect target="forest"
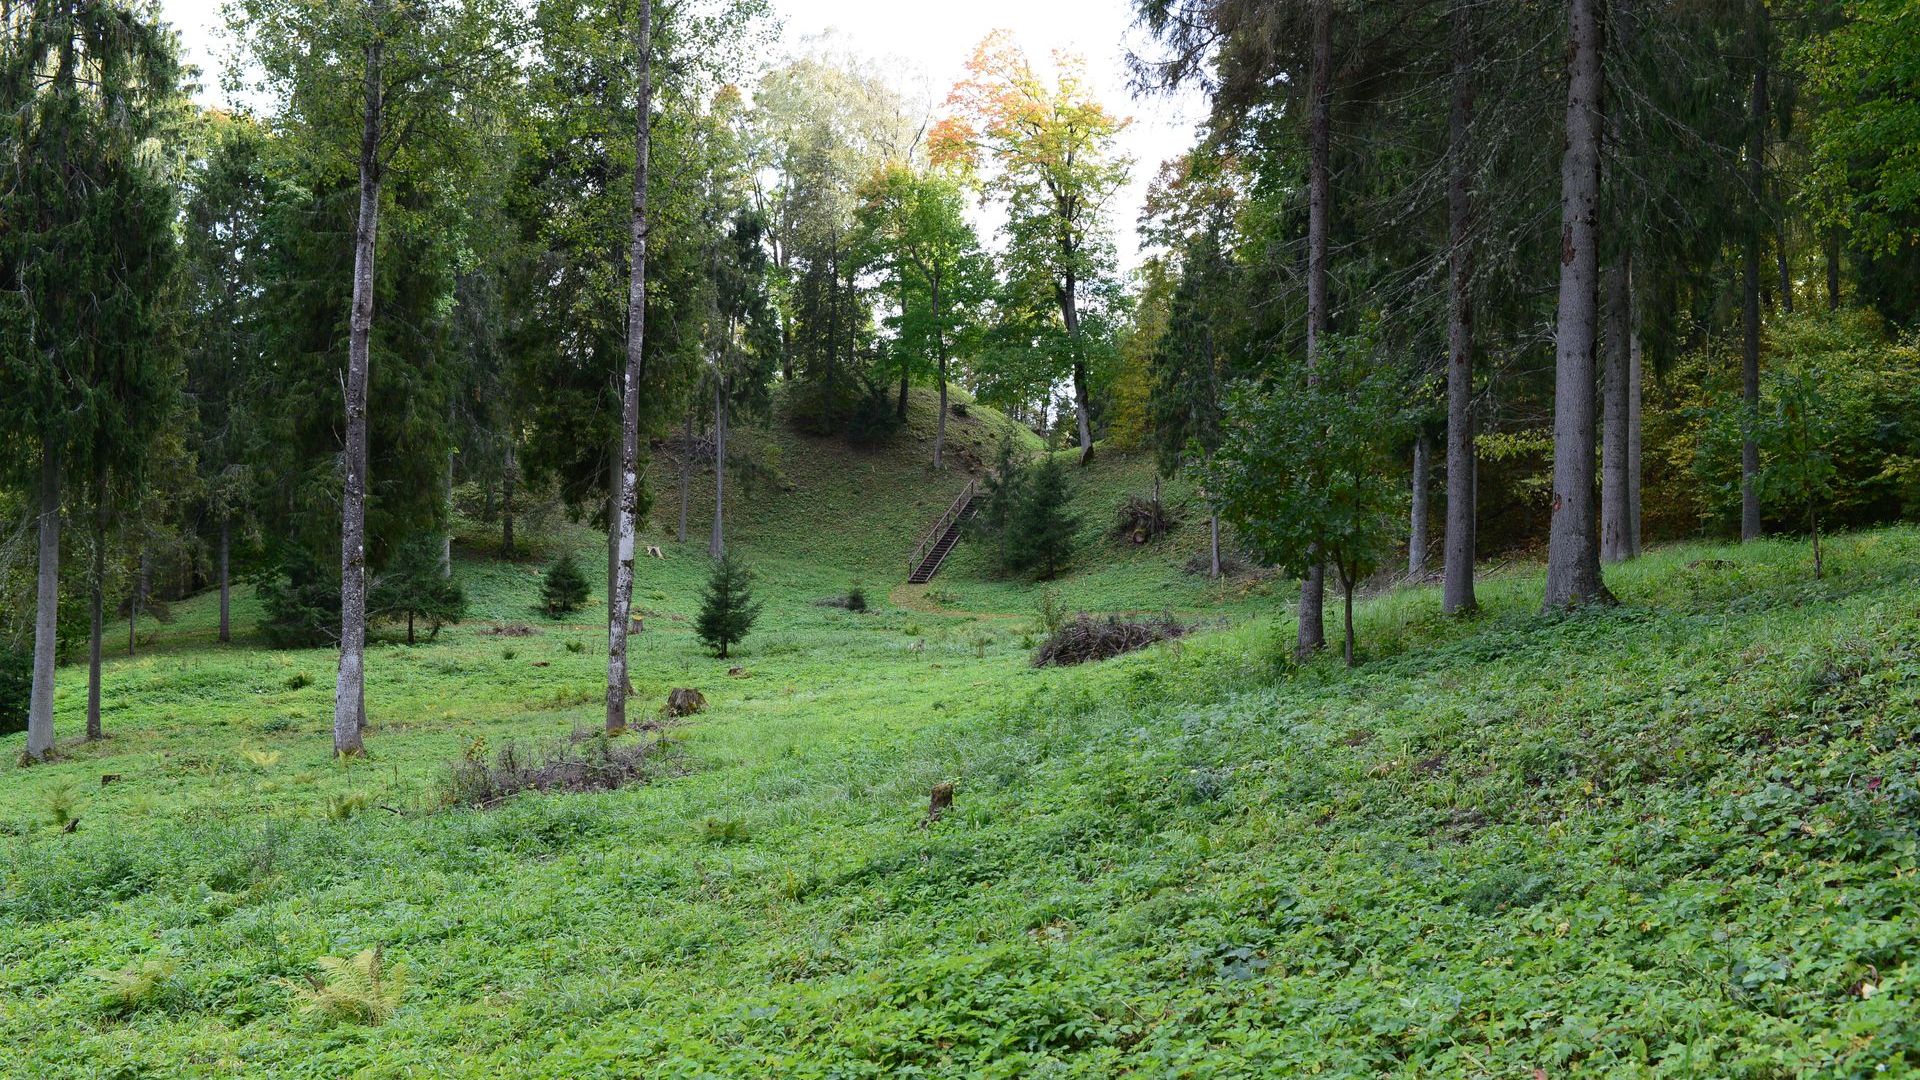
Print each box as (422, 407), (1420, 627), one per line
(3, 0), (1919, 1073)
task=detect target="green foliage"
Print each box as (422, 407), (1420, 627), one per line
(844, 385), (904, 446)
(968, 431), (1030, 568)
(844, 585), (867, 613)
(371, 540), (467, 645)
(1802, 0), (1920, 259)
(0, 0), (184, 485)
(324, 791), (372, 822)
(540, 552), (590, 619)
(695, 554), (763, 658)
(698, 817), (749, 844)
(1693, 312), (1920, 533)
(91, 957), (180, 1017)
(1006, 455), (1079, 580)
(41, 781), (78, 828)
(1210, 340), (1406, 662)
(257, 552), (339, 649)
(0, 643), (27, 737)
(284, 947), (406, 1026)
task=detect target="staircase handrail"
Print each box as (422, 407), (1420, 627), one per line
(909, 477), (978, 574)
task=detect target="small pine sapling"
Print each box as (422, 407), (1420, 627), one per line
(540, 551), (591, 618)
(696, 553), (764, 658)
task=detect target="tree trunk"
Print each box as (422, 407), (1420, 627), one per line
(676, 408), (693, 543)
(441, 450), (454, 578)
(88, 482), (106, 742)
(1740, 11), (1767, 543)
(897, 364), (909, 421)
(1209, 510), (1221, 579)
(27, 443), (62, 762)
(1341, 569), (1355, 669)
(1408, 432), (1430, 578)
(1443, 0), (1478, 615)
(1055, 254), (1094, 464)
(501, 443), (516, 559)
(1776, 232), (1793, 315)
(334, 29), (383, 758)
(1601, 254), (1632, 563)
(1626, 304), (1644, 558)
(606, 0), (651, 735)
(934, 281), (947, 470)
(218, 515), (232, 642)
(129, 542), (147, 657)
(1810, 504), (1822, 579)
(1825, 229), (1841, 310)
(1542, 0), (1611, 611)
(1297, 0), (1332, 655)
(710, 374), (727, 560)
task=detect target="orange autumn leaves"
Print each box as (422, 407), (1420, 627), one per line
(930, 29), (1131, 191)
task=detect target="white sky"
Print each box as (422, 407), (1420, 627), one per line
(159, 0), (1206, 269)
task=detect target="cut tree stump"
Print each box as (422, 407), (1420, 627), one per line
(922, 782), (954, 828)
(665, 688), (706, 717)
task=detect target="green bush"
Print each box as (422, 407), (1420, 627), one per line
(1692, 311), (1920, 532)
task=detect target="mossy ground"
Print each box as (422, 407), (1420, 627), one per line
(3, 390), (1918, 1076)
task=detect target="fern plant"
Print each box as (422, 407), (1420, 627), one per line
(285, 947), (405, 1025)
(93, 957), (178, 1016)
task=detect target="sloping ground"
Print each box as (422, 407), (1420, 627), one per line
(2, 522), (1916, 1076)
(627, 385), (1261, 619)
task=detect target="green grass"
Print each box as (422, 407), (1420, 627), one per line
(3, 400), (1918, 1076)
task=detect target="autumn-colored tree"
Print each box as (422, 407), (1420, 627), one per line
(933, 32), (1130, 464)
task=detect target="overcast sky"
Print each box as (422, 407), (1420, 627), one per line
(159, 0), (1206, 268)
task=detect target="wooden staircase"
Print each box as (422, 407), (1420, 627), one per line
(908, 479), (980, 584)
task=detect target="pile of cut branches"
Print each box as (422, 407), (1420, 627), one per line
(1111, 494), (1178, 543)
(443, 730), (666, 808)
(1032, 613), (1188, 667)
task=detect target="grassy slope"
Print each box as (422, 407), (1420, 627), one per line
(2, 397), (1918, 1076)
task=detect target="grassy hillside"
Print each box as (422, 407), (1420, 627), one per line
(3, 396), (1918, 1076)
(611, 385), (1267, 622)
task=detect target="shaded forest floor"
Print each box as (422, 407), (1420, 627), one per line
(3, 396), (1918, 1075)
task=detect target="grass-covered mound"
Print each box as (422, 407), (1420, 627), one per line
(2, 483), (1916, 1073)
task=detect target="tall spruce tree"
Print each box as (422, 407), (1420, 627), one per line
(0, 0), (184, 760)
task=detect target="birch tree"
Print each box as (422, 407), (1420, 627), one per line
(231, 0), (519, 754)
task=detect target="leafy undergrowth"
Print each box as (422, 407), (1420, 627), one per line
(2, 493), (1917, 1074)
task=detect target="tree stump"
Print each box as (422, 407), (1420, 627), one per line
(665, 688), (706, 717)
(922, 782), (954, 828)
